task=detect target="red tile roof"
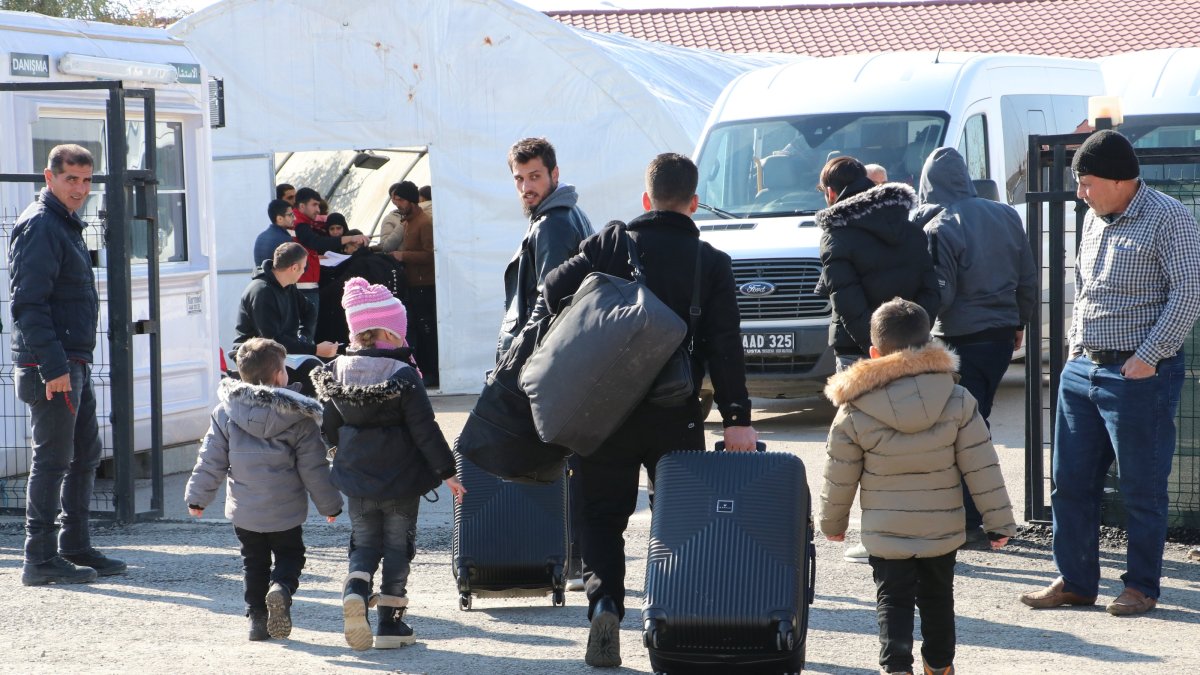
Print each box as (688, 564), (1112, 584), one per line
(548, 0), (1200, 59)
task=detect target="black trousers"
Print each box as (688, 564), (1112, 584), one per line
(869, 551), (957, 673)
(941, 336), (1014, 530)
(407, 285), (439, 388)
(234, 525), (306, 613)
(578, 400), (704, 620)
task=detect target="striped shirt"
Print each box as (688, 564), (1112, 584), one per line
(1069, 181), (1200, 365)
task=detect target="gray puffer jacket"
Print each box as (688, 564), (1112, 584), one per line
(185, 379), (342, 532)
(912, 147), (1038, 339)
(819, 342), (1016, 558)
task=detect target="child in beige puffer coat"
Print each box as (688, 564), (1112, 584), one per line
(819, 298), (1016, 675)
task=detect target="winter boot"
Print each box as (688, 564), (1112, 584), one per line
(585, 596), (622, 667)
(20, 556), (98, 586)
(61, 548), (127, 576)
(248, 608), (270, 641)
(374, 594), (416, 648)
(265, 582), (293, 638)
(342, 571), (374, 651)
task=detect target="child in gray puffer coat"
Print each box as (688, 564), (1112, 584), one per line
(185, 337), (343, 642)
(310, 277), (465, 652)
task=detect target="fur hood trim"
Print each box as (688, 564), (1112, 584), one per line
(218, 377), (322, 421)
(310, 362), (414, 404)
(824, 341), (958, 406)
(816, 182), (916, 230)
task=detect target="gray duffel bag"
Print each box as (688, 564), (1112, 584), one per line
(519, 235), (686, 456)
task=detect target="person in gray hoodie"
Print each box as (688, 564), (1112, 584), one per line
(912, 146), (1037, 548)
(185, 337), (343, 642)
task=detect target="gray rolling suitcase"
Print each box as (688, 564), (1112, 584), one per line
(643, 444), (815, 674)
(451, 453), (569, 610)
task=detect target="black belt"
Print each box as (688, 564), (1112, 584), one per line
(1083, 349), (1135, 365)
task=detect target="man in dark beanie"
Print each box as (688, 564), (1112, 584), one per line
(1021, 129), (1200, 616)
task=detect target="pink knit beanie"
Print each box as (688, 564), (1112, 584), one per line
(342, 277), (407, 342)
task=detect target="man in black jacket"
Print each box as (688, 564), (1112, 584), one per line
(234, 243), (338, 393)
(11, 144), (125, 585)
(542, 153), (758, 668)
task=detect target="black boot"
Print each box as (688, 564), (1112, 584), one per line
(248, 608), (270, 641)
(374, 595), (415, 649)
(61, 548), (127, 576)
(342, 572), (373, 651)
(265, 582), (292, 639)
(21, 556), (98, 586)
(586, 596), (622, 667)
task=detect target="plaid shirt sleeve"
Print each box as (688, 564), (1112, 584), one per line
(1137, 200), (1200, 365)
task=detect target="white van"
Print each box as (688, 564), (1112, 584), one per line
(0, 11), (220, 481)
(693, 51), (1105, 401)
(1100, 48), (1200, 216)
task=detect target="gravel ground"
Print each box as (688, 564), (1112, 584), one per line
(2, 369), (1199, 673)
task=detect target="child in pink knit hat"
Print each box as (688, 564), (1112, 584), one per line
(310, 277), (465, 652)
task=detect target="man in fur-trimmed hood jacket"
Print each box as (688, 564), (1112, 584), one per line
(816, 181), (941, 359)
(819, 340), (1017, 558)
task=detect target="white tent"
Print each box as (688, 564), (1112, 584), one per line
(170, 0), (791, 393)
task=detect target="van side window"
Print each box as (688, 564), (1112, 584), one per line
(957, 113), (990, 181)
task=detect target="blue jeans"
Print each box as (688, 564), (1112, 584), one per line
(18, 362), (102, 564)
(347, 495), (420, 597)
(943, 337), (1014, 530)
(835, 353), (864, 372)
(1052, 352), (1184, 600)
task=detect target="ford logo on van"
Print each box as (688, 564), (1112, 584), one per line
(739, 281), (776, 297)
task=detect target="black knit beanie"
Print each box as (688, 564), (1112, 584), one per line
(1072, 130), (1139, 180)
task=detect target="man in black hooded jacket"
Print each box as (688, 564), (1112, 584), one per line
(542, 153), (757, 668)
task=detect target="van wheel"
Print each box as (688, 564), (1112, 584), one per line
(699, 391), (714, 420)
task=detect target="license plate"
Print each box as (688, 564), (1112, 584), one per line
(741, 332), (795, 355)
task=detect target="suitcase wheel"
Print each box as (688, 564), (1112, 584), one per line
(642, 620), (661, 649)
(551, 589), (565, 607)
(775, 621), (795, 651)
(458, 593), (472, 611)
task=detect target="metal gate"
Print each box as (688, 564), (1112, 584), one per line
(0, 81), (164, 523)
(1024, 129), (1200, 533)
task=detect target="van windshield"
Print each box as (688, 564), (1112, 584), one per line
(694, 112), (948, 220)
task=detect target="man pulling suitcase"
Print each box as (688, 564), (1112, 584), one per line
(540, 153), (758, 667)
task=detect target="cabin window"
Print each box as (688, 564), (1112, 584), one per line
(958, 113), (990, 182)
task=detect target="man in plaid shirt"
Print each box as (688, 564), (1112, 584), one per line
(1021, 130), (1200, 616)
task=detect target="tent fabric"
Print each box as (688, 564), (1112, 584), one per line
(171, 0), (792, 393)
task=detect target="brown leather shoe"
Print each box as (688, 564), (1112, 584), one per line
(1019, 577), (1097, 608)
(1106, 587), (1157, 616)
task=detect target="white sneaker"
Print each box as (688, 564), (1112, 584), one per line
(843, 542), (869, 563)
(566, 577), (585, 592)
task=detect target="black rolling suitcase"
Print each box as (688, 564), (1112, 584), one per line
(642, 444), (815, 675)
(452, 453), (569, 610)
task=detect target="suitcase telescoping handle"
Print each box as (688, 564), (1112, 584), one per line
(713, 441), (767, 452)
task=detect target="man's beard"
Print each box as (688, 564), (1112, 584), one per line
(522, 181), (558, 218)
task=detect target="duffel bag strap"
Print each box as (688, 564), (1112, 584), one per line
(623, 228), (704, 352)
